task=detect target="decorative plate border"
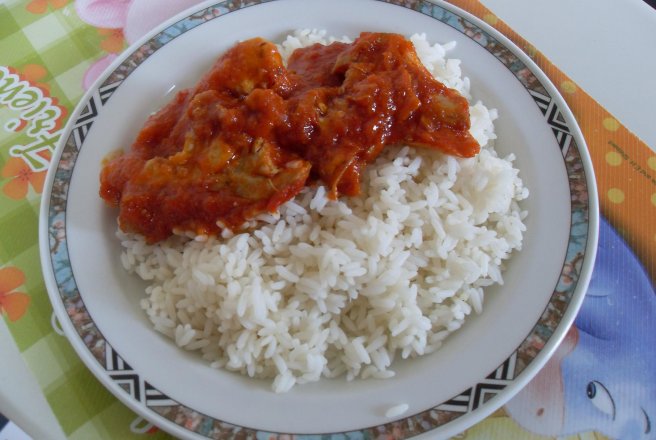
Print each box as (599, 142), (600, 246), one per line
(44, 0), (592, 438)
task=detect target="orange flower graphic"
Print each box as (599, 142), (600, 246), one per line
(0, 267), (30, 322)
(26, 0), (68, 14)
(18, 64), (50, 94)
(2, 157), (47, 200)
(98, 28), (125, 53)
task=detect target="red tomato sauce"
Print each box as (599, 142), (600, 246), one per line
(100, 33), (479, 243)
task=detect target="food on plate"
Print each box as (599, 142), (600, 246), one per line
(116, 30), (528, 393)
(100, 32), (480, 243)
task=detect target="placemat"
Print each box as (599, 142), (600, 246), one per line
(1, 0), (653, 438)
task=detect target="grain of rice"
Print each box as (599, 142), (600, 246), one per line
(385, 403), (410, 418)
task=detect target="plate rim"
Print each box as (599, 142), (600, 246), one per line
(38, 0), (599, 438)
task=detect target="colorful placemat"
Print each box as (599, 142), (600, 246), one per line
(1, 0), (653, 439)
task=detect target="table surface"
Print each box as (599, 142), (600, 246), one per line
(1, 0), (655, 438)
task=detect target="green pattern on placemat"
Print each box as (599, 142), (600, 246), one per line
(1, 1), (173, 437)
(46, 362), (126, 435)
(69, 401), (172, 440)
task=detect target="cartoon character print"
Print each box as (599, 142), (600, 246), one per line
(75, 0), (200, 88)
(506, 216), (656, 439)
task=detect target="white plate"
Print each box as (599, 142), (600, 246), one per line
(39, 0), (598, 438)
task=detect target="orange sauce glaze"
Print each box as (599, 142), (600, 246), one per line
(100, 33), (480, 243)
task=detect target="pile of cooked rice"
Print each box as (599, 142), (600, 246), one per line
(118, 30), (528, 393)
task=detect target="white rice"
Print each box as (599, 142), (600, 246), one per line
(385, 403), (410, 419)
(119, 30), (529, 392)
